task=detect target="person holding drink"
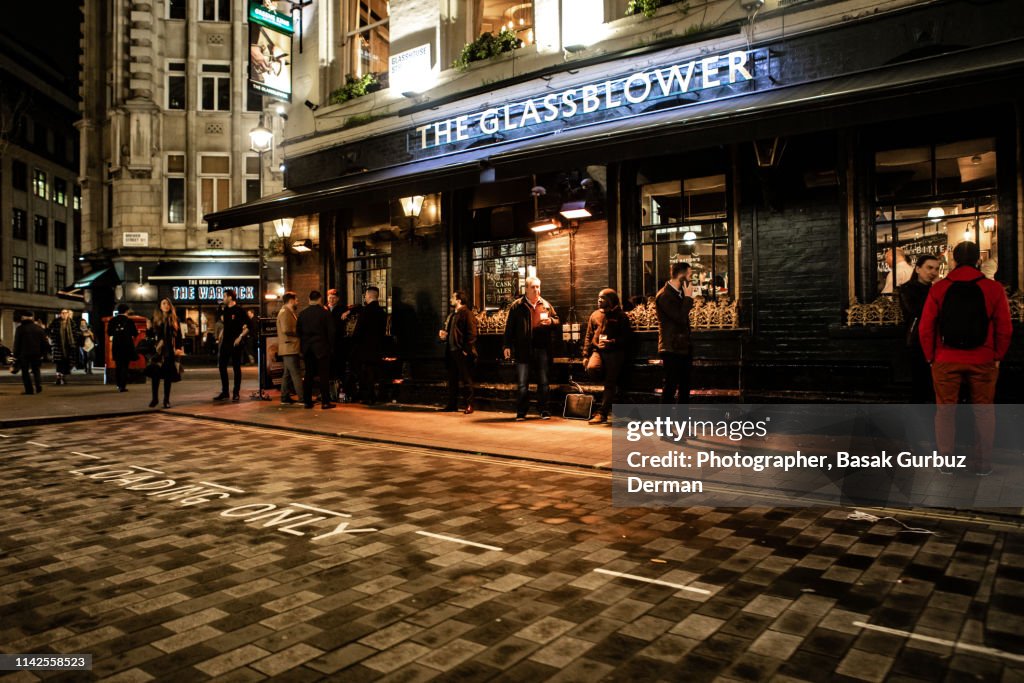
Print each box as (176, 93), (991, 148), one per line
(503, 276), (559, 421)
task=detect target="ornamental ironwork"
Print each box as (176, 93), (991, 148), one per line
(846, 296), (902, 327)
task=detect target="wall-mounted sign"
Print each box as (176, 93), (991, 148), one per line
(170, 279), (256, 302)
(248, 1), (294, 34)
(249, 24), (293, 102)
(123, 232), (149, 247)
(389, 44), (432, 95)
(409, 49), (761, 153)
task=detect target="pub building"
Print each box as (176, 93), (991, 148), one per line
(206, 0), (1024, 403)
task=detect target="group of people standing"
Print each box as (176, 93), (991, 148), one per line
(11, 309), (98, 394)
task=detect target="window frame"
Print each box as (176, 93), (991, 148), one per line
(201, 0), (231, 22)
(245, 154), (261, 204)
(198, 153), (231, 223)
(34, 260), (48, 294)
(167, 0), (187, 20)
(166, 60), (187, 110)
(345, 0), (390, 85)
(11, 160), (28, 191)
(32, 169), (48, 199)
(166, 153), (186, 226)
(55, 264), (67, 290)
(54, 220), (68, 251)
(33, 214), (48, 246)
(471, 238), (537, 311)
(199, 61), (232, 112)
(53, 177), (68, 206)
(12, 256), (27, 291)
(12, 208), (28, 240)
(346, 223), (392, 311)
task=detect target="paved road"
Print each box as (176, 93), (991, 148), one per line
(1, 415), (1022, 682)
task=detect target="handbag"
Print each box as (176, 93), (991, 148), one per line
(563, 379), (594, 420)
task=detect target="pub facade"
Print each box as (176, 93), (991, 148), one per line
(207, 0), (1024, 402)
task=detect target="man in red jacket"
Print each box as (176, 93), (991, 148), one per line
(919, 241), (1012, 475)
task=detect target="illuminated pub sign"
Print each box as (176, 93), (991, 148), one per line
(171, 280), (256, 302)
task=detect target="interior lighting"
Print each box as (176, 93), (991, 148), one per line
(529, 218), (561, 233)
(559, 200), (591, 220)
(927, 206), (945, 222)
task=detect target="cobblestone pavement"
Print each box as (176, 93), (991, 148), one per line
(1, 415), (1022, 682)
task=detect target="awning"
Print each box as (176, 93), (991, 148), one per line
(148, 261), (260, 281)
(72, 267), (120, 289)
(206, 37), (1024, 231)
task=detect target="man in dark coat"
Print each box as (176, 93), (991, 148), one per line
(13, 311), (48, 395)
(898, 254), (940, 403)
(326, 288), (346, 401)
(214, 289), (252, 401)
(655, 262), (695, 404)
(502, 276), (559, 420)
(108, 303), (140, 392)
(352, 286), (387, 404)
(297, 290), (335, 409)
(439, 290), (478, 414)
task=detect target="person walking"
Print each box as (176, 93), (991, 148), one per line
(351, 286), (387, 404)
(147, 299), (184, 409)
(79, 319), (96, 374)
(656, 262), (695, 405)
(919, 241), (1012, 476)
(297, 290), (335, 410)
(214, 289), (250, 401)
(503, 276), (559, 420)
(898, 254), (941, 403)
(583, 288), (632, 424)
(13, 311), (47, 395)
(108, 303), (140, 392)
(276, 291), (302, 404)
(48, 309), (80, 385)
(439, 290), (477, 414)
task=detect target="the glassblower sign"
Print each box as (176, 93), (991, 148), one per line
(409, 48), (761, 153)
(248, 0), (293, 102)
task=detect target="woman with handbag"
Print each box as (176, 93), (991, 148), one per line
(47, 309), (80, 385)
(583, 288), (632, 425)
(79, 319), (96, 374)
(148, 299), (185, 408)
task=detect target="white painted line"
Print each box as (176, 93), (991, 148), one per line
(853, 622), (1024, 663)
(291, 503), (351, 517)
(200, 482), (246, 493)
(0, 434), (10, 438)
(131, 465), (164, 474)
(593, 568), (711, 595)
(27, 441), (50, 448)
(71, 451), (101, 459)
(415, 531), (503, 552)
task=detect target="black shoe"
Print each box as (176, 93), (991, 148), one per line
(213, 392), (229, 401)
(303, 402), (314, 409)
(163, 402), (171, 409)
(515, 415), (526, 421)
(281, 396), (296, 404)
(321, 403), (335, 409)
(464, 405), (474, 415)
(35, 386), (42, 394)
(232, 393), (240, 402)
(149, 399), (159, 408)
(541, 411), (552, 420)
(118, 387), (127, 392)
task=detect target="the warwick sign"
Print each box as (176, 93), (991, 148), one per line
(409, 48), (762, 153)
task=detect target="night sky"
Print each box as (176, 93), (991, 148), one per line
(0, 3), (81, 97)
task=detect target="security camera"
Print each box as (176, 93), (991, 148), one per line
(739, 0), (764, 10)
(531, 186), (546, 196)
(304, 100), (319, 111)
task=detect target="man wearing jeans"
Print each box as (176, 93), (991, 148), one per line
(503, 276), (559, 420)
(919, 241), (1012, 476)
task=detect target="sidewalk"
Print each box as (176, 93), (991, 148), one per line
(0, 368), (615, 467)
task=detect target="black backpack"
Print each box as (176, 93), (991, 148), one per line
(938, 275), (989, 349)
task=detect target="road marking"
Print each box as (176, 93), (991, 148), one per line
(593, 568), (711, 595)
(415, 531), (503, 552)
(27, 441), (50, 447)
(0, 434), (9, 438)
(200, 481), (246, 493)
(71, 451), (101, 459)
(853, 621), (1024, 663)
(292, 503), (350, 517)
(131, 465), (164, 474)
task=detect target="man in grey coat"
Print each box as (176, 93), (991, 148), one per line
(655, 262), (694, 404)
(276, 292), (301, 404)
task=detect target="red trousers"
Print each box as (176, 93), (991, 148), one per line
(931, 362), (998, 470)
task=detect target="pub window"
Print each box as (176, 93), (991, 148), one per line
(199, 154), (230, 222)
(54, 221), (67, 251)
(12, 160), (28, 191)
(33, 169), (48, 199)
(640, 173), (730, 299)
(167, 154), (185, 224)
(12, 208), (28, 239)
(168, 0), (186, 19)
(12, 256), (27, 291)
(345, 0), (389, 85)
(873, 138), (998, 295)
(200, 63), (231, 111)
(167, 61), (186, 110)
(54, 177), (68, 206)
(34, 215), (48, 246)
(473, 240), (537, 311)
(34, 261), (48, 294)
(55, 264), (67, 289)
(347, 224), (391, 311)
(202, 0), (230, 21)
(245, 155), (261, 203)
(480, 1), (534, 46)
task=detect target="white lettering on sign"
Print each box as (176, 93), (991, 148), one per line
(171, 285), (256, 302)
(123, 232), (149, 247)
(411, 49), (756, 151)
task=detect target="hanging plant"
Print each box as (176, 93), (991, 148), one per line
(328, 73), (378, 106)
(625, 0), (661, 17)
(453, 28), (522, 72)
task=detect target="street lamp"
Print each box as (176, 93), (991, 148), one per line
(274, 217), (293, 302)
(249, 113), (273, 400)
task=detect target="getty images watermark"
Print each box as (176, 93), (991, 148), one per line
(610, 404), (1024, 508)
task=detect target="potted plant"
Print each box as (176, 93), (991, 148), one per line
(453, 27), (522, 71)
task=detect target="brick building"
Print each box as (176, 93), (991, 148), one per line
(206, 0), (1024, 401)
